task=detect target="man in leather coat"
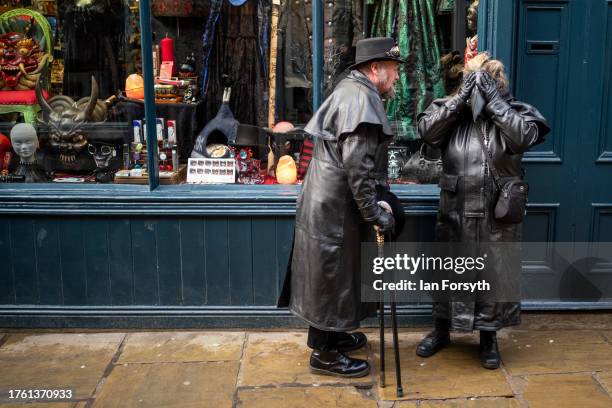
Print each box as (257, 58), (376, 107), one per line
(416, 54), (550, 369)
(277, 37), (404, 378)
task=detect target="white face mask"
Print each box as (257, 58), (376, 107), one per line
(11, 135), (38, 162)
(10, 124), (39, 162)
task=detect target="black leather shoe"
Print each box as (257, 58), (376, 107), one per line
(336, 332), (367, 352)
(480, 331), (501, 369)
(309, 350), (370, 378)
(416, 329), (450, 357)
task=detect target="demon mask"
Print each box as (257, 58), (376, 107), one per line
(0, 21), (50, 90)
(36, 76), (107, 164)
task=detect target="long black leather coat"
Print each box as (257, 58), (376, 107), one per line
(418, 93), (550, 331)
(278, 71), (392, 331)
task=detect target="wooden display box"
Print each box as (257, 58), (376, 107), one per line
(114, 164), (187, 185)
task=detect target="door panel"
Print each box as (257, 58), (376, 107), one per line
(576, 0), (612, 243)
(517, 3), (569, 163)
(516, 0), (573, 243)
(516, 0), (612, 303)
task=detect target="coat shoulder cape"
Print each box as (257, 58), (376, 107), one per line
(304, 71), (393, 140)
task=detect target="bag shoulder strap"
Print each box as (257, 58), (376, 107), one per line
(474, 122), (503, 191)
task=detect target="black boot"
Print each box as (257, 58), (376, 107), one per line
(336, 331), (368, 353)
(416, 318), (451, 357)
(309, 349), (370, 378)
(480, 330), (501, 369)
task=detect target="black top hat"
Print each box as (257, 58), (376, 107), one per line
(349, 37), (406, 69)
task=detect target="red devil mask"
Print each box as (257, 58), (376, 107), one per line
(0, 29), (47, 90)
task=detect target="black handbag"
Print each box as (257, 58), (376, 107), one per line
(401, 143), (443, 184)
(476, 123), (529, 224)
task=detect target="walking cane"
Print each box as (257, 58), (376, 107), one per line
(376, 202), (404, 398)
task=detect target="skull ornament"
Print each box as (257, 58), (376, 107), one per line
(36, 76), (107, 164)
(87, 143), (114, 168)
(0, 27), (50, 90)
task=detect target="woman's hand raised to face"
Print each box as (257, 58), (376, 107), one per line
(476, 71), (501, 102)
(457, 72), (477, 103)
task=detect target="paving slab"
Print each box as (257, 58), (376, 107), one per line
(499, 330), (612, 375)
(0, 404), (76, 408)
(236, 386), (378, 408)
(505, 330), (607, 345)
(371, 333), (513, 400)
(518, 373), (612, 408)
(417, 398), (521, 408)
(118, 331), (245, 363)
(0, 333), (123, 400)
(595, 371), (612, 396)
(91, 361), (238, 408)
(384, 402), (417, 408)
(237, 332), (372, 387)
(519, 313), (612, 330)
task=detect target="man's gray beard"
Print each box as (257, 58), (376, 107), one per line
(376, 69), (396, 99)
(383, 86), (396, 99)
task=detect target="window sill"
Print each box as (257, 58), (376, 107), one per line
(0, 183), (440, 215)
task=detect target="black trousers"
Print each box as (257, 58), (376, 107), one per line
(307, 326), (357, 351)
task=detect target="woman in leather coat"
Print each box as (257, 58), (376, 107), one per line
(416, 54), (550, 369)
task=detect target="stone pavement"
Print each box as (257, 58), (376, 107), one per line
(0, 313), (611, 407)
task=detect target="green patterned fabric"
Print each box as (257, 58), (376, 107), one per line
(437, 0), (454, 13)
(371, 0), (445, 140)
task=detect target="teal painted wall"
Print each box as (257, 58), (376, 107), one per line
(0, 185), (440, 328)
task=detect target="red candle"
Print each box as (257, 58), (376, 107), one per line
(160, 36), (175, 63)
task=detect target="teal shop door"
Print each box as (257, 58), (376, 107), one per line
(515, 0), (612, 304)
(515, 0), (612, 243)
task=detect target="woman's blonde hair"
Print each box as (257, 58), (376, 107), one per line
(464, 52), (509, 91)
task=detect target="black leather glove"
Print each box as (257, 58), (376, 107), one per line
(374, 208), (395, 235)
(456, 72), (477, 103)
(476, 71), (501, 102)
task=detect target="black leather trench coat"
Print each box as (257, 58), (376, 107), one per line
(278, 71), (392, 331)
(417, 93), (550, 331)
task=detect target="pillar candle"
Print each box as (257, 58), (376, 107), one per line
(160, 36), (175, 63)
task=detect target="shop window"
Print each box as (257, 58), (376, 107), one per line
(0, 0), (140, 184)
(169, 0), (476, 187)
(373, 0), (476, 185)
(0, 0), (476, 187)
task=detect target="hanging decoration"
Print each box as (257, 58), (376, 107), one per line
(201, 0), (268, 126)
(370, 0), (445, 141)
(200, 0), (223, 98)
(464, 0), (479, 64)
(152, 0), (207, 17)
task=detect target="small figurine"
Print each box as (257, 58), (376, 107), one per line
(179, 52), (197, 77)
(464, 0), (479, 63)
(0, 133), (11, 172)
(10, 123), (48, 182)
(388, 149), (404, 180)
(235, 147), (263, 184)
(87, 142), (117, 183)
(183, 84), (198, 104)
